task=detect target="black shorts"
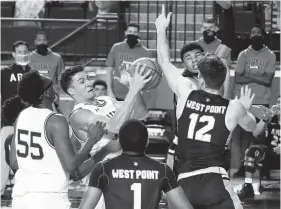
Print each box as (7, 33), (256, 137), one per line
(178, 173), (235, 209)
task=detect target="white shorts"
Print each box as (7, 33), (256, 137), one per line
(12, 193), (71, 209)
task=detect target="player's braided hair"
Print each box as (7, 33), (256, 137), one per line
(119, 119), (148, 153)
(1, 95), (26, 125)
(60, 65), (84, 95)
(18, 70), (46, 105)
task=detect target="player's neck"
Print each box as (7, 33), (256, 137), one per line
(74, 97), (95, 105)
(203, 87), (220, 95)
(34, 102), (52, 110)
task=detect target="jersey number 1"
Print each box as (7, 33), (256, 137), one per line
(188, 113), (215, 142)
(131, 183), (141, 209)
(17, 129), (44, 160)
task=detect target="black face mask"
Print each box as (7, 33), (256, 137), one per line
(203, 30), (216, 44)
(126, 34), (139, 49)
(36, 44), (48, 56)
(250, 36), (264, 51)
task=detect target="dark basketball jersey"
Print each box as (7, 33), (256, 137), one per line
(266, 115), (280, 150)
(89, 153), (178, 209)
(177, 90), (230, 173)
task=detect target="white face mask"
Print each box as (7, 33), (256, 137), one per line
(15, 54), (30, 66)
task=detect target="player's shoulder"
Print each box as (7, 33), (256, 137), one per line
(47, 113), (67, 126)
(143, 155), (167, 169)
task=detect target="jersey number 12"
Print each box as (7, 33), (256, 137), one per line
(188, 113), (215, 142)
(131, 183), (141, 209)
(17, 129), (44, 160)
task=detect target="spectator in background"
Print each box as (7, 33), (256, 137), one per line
(106, 23), (153, 100)
(29, 31), (65, 110)
(195, 17), (231, 66)
(195, 17), (232, 98)
(14, 0), (45, 27)
(93, 79), (107, 97)
(232, 24), (276, 177)
(1, 41), (31, 125)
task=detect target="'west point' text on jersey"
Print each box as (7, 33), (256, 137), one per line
(186, 100), (227, 114)
(112, 169), (159, 180)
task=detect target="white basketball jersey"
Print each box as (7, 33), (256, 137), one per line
(13, 107), (69, 197)
(71, 96), (117, 156)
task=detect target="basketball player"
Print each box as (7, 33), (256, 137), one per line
(156, 5), (256, 208)
(10, 71), (107, 209)
(60, 65), (150, 163)
(79, 119), (194, 209)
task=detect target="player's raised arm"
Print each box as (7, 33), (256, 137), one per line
(155, 5), (192, 97)
(48, 114), (107, 173)
(225, 86), (257, 132)
(107, 64), (152, 133)
(162, 165), (194, 209)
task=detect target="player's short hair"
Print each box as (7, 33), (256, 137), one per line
(180, 42), (204, 62)
(197, 53), (227, 90)
(1, 95), (26, 125)
(60, 65), (84, 95)
(93, 79), (107, 89)
(203, 17), (217, 25)
(126, 22), (140, 31)
(36, 30), (48, 39)
(119, 119), (148, 153)
(250, 24), (266, 36)
(13, 40), (29, 52)
(18, 70), (52, 105)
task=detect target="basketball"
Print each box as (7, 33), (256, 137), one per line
(121, 57), (162, 91)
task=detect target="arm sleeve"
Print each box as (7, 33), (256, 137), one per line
(88, 162), (107, 190)
(106, 45), (116, 67)
(161, 164), (179, 193)
(266, 53), (276, 74)
(235, 51), (246, 74)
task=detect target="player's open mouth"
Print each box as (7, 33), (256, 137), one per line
(88, 89), (93, 93)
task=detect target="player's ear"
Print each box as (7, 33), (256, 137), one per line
(12, 52), (16, 59)
(67, 87), (75, 96)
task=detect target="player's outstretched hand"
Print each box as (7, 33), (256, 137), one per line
(270, 104), (280, 116)
(273, 145), (280, 155)
(155, 4), (172, 31)
(238, 85), (255, 110)
(87, 121), (108, 144)
(130, 63), (152, 91)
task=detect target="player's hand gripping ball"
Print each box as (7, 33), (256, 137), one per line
(120, 57), (163, 91)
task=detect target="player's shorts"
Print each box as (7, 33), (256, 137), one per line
(178, 173), (236, 209)
(12, 192), (71, 209)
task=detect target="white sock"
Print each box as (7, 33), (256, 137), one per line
(245, 178), (253, 184)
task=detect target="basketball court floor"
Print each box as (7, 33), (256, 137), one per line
(1, 176), (279, 209)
